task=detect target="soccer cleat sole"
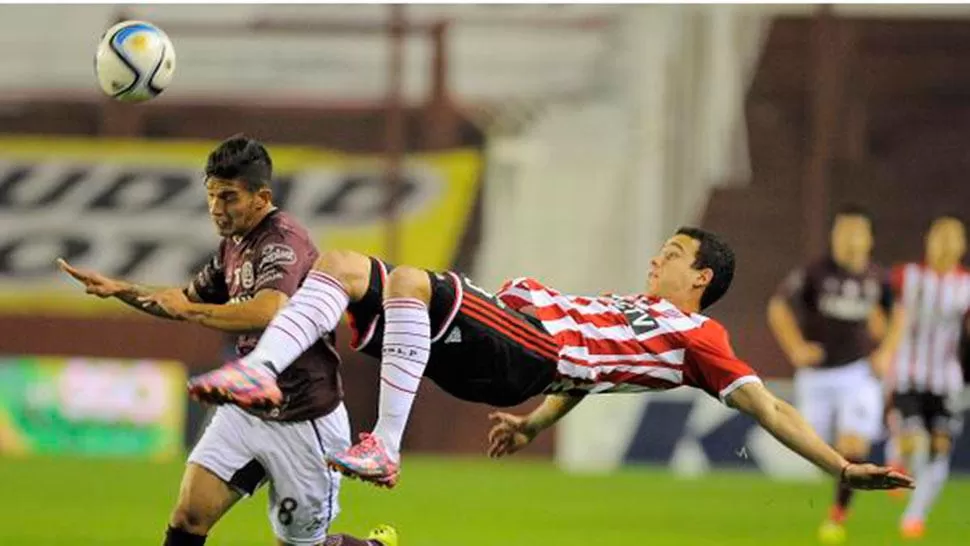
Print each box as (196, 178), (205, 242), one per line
(187, 382), (282, 409)
(327, 460), (399, 489)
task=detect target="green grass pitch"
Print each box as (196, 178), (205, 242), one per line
(1, 455), (968, 545)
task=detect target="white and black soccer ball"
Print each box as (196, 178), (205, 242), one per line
(95, 20), (176, 103)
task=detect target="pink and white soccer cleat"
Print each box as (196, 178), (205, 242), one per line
(187, 360), (282, 409)
(327, 433), (400, 489)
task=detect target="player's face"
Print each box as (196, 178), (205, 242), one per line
(205, 177), (271, 237)
(646, 234), (710, 301)
(830, 215), (873, 266)
(926, 218), (966, 267)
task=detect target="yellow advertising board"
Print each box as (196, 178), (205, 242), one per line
(0, 136), (481, 316)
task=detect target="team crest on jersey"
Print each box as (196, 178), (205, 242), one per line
(241, 262), (255, 289)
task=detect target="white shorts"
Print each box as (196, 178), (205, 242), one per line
(794, 359), (884, 443)
(188, 404), (351, 545)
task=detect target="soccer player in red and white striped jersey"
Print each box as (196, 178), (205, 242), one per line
(484, 228), (909, 491)
(887, 215), (969, 538)
(495, 274), (756, 399)
(194, 228), (914, 494)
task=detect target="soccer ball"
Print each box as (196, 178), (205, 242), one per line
(95, 20), (176, 102)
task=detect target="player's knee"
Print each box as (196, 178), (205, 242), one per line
(169, 504), (213, 536)
(930, 433), (952, 457)
(313, 249), (371, 300)
(386, 265), (432, 303)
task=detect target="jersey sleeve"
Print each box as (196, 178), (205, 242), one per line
(252, 230), (317, 296)
(684, 321), (762, 403)
(879, 269), (896, 311)
(776, 266), (812, 308)
(189, 244), (229, 304)
(961, 309), (970, 386)
(889, 264), (905, 296)
(884, 264), (906, 311)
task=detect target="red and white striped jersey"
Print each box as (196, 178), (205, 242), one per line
(891, 263), (970, 394)
(497, 277), (761, 402)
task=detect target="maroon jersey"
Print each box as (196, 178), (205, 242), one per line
(777, 258), (893, 369)
(190, 210), (342, 421)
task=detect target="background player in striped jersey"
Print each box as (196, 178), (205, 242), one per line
(767, 204), (905, 544)
(189, 228), (914, 496)
(886, 214), (969, 539)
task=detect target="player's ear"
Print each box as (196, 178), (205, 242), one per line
(255, 186), (273, 207)
(694, 267), (714, 290)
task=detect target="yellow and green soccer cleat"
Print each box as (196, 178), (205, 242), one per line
(818, 520), (847, 545)
(367, 524), (398, 546)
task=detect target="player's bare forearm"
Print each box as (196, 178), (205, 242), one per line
(115, 283), (181, 320)
(727, 382), (847, 477)
(525, 393), (586, 434)
(767, 298), (808, 360)
(181, 290), (288, 333)
(488, 393), (586, 458)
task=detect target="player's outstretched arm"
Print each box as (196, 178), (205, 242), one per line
(139, 287), (288, 333)
(726, 381), (914, 490)
(57, 258), (183, 320)
(487, 394), (585, 458)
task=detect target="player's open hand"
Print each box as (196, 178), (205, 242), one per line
(841, 462), (915, 490)
(56, 258), (127, 298)
(138, 288), (191, 318)
(487, 412), (536, 459)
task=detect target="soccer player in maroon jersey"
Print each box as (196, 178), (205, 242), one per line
(886, 214), (969, 538)
(767, 204), (905, 542)
(58, 135), (393, 546)
(190, 227), (914, 499)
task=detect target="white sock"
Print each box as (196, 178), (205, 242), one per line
(372, 298), (430, 461)
(903, 454), (951, 523)
(241, 271), (349, 374)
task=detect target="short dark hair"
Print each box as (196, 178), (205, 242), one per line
(934, 212), (965, 225)
(676, 227), (735, 310)
(832, 202), (873, 228)
(204, 134), (273, 192)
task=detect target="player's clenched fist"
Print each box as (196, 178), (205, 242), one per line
(487, 411), (536, 459)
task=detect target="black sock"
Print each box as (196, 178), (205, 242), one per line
(835, 480), (853, 510)
(164, 526), (206, 546)
(834, 457), (864, 515)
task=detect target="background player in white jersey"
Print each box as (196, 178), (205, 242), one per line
(58, 136), (392, 546)
(767, 204), (905, 543)
(886, 214), (970, 539)
(190, 227), (914, 498)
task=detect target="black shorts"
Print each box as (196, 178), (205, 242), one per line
(891, 390), (964, 437)
(346, 258), (558, 407)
